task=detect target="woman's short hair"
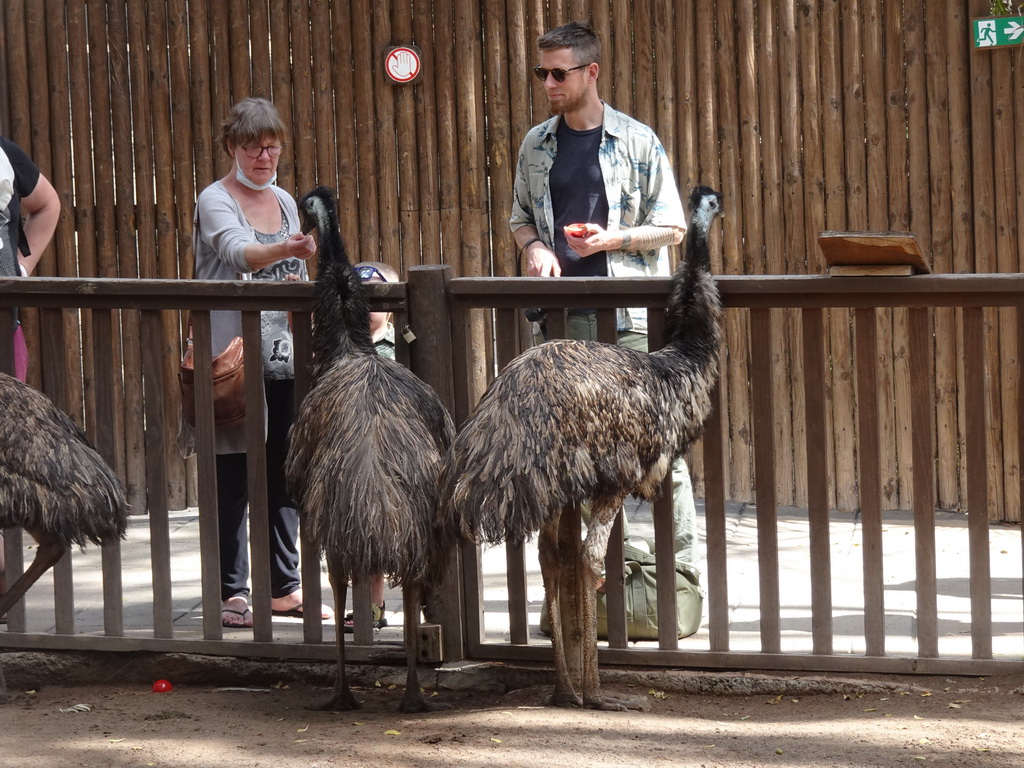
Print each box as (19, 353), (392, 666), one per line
(537, 21), (601, 66)
(220, 97), (287, 154)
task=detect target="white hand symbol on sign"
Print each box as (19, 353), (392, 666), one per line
(389, 49), (418, 80)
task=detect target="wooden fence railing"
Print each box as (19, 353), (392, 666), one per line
(0, 272), (1020, 676)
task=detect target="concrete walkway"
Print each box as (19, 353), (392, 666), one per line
(3, 500), (1022, 661)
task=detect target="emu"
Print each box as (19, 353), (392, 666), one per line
(285, 187), (455, 713)
(438, 186), (724, 710)
(0, 373), (128, 702)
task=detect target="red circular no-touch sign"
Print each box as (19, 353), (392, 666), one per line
(384, 45), (422, 84)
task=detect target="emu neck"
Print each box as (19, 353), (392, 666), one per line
(310, 222), (376, 378)
(661, 219), (720, 365)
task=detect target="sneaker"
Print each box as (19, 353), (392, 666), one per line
(343, 602), (387, 633)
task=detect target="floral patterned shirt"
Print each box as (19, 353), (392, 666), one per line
(509, 103), (687, 332)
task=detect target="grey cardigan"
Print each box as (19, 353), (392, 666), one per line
(193, 180), (306, 454)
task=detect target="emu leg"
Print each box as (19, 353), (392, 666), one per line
(558, 503), (584, 694)
(399, 581), (450, 713)
(0, 530), (67, 619)
(307, 567), (360, 711)
(580, 499), (643, 711)
(538, 510), (580, 707)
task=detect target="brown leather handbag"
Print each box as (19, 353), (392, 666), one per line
(179, 333), (246, 427)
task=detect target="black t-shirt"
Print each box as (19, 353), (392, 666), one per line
(549, 120), (608, 278)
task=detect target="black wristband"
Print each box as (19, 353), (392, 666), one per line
(519, 237), (543, 257)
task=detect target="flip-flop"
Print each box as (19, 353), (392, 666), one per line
(221, 607), (253, 628)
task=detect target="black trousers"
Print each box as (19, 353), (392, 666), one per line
(216, 379), (301, 601)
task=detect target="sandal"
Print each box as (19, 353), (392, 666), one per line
(221, 606), (253, 628)
(343, 602), (387, 633)
(221, 595), (253, 628)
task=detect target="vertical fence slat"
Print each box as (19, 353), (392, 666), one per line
(802, 307), (832, 655)
(91, 308), (125, 637)
(603, 513), (628, 650)
(166, 0), (194, 508)
(350, 0), (380, 265)
(287, 0), (313, 197)
(330, 2), (358, 243)
(855, 307), (885, 656)
(391, 2), (419, 278)
(413, 1), (442, 265)
(40, 307), (76, 634)
(963, 307), (993, 659)
(702, 376), (728, 652)
(290, 310), (323, 644)
(190, 311), (224, 641)
(141, 310), (172, 639)
(495, 309), (530, 645)
(248, 0), (271, 97)
(408, 265), (463, 660)
(909, 306), (938, 658)
(483, 0), (513, 279)
(242, 310), (272, 641)
(749, 308), (780, 653)
(370, 5), (399, 268)
(947, 1), (972, 511)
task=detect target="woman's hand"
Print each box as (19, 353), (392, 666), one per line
(284, 232), (317, 261)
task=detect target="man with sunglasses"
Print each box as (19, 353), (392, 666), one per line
(509, 21), (699, 604)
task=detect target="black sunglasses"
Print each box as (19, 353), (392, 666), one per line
(355, 265), (387, 282)
(532, 63), (588, 83)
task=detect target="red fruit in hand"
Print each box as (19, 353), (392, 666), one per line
(564, 223), (588, 238)
(152, 679), (173, 693)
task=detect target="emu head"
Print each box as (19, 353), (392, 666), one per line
(297, 186), (339, 239)
(687, 186), (724, 230)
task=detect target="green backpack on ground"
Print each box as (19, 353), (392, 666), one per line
(540, 537), (704, 641)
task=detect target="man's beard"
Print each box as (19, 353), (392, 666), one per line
(549, 89), (587, 115)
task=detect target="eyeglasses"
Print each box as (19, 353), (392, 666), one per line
(532, 63), (588, 83)
(356, 265), (387, 282)
(242, 144), (283, 159)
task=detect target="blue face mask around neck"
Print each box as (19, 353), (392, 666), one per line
(236, 166), (277, 191)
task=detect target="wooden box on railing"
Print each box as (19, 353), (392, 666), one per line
(818, 231), (931, 276)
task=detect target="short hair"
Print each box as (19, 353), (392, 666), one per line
(537, 21), (601, 66)
(219, 97), (287, 155)
(355, 260), (399, 283)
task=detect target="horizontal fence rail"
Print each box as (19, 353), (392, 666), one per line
(446, 271), (1024, 675)
(0, 272), (1021, 678)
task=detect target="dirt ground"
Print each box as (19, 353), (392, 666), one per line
(2, 665), (1023, 768)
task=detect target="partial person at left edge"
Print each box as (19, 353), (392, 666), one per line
(0, 135), (61, 379)
(0, 134), (62, 618)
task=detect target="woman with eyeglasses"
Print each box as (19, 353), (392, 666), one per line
(192, 97), (331, 629)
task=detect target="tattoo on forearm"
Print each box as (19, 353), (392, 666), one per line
(620, 227), (678, 251)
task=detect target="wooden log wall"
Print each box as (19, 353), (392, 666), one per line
(0, 0), (1021, 521)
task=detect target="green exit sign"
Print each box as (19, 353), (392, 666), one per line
(973, 16), (1024, 49)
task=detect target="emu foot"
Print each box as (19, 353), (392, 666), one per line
(549, 688), (583, 708)
(583, 693), (647, 712)
(399, 690), (451, 714)
(306, 689), (362, 712)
